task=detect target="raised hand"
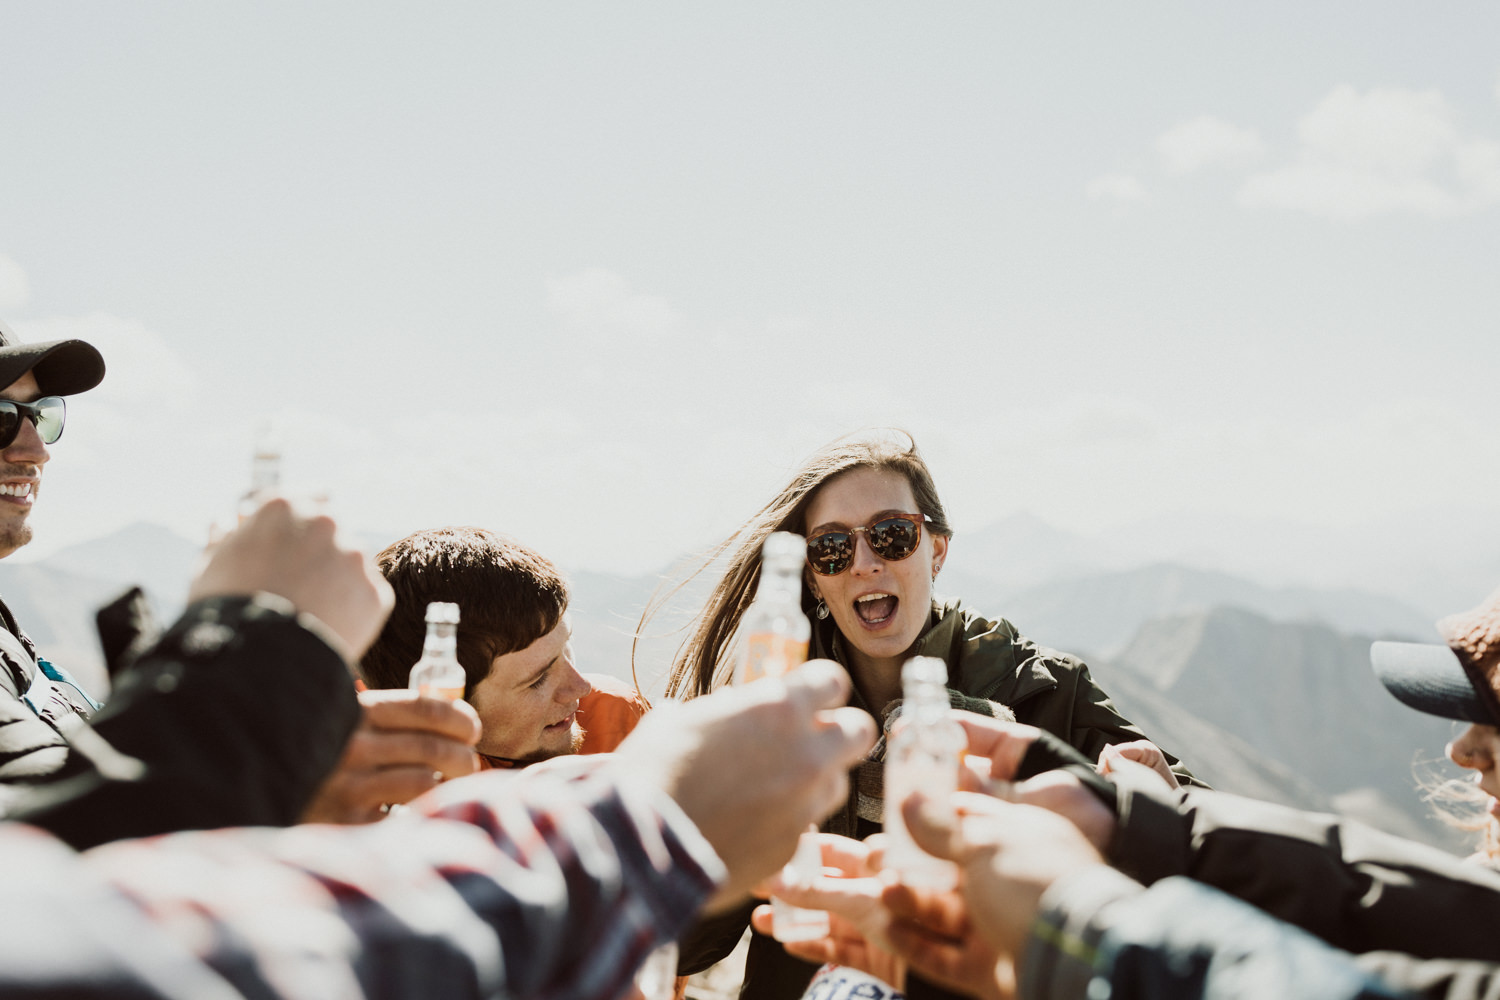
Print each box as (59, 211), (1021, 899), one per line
(605, 659), (876, 910)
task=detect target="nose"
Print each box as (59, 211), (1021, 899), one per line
(848, 530), (885, 576)
(2, 414), (50, 467)
(1448, 724), (1492, 772)
(557, 659), (591, 703)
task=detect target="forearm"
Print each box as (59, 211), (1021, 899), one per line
(1021, 869), (1409, 1000)
(1110, 783), (1500, 960)
(677, 897), (754, 975)
(398, 768), (728, 1000)
(1357, 951), (1500, 1000)
(14, 594), (360, 847)
(7, 767), (726, 1000)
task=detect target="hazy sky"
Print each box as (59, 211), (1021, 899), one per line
(2, 3), (1498, 579)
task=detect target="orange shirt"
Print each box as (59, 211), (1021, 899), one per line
(577, 673), (650, 755)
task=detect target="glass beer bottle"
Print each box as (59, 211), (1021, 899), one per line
(738, 531), (810, 683)
(408, 602), (465, 702)
(740, 532), (829, 941)
(883, 656), (965, 889)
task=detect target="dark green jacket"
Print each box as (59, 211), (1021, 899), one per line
(679, 598), (1199, 1000)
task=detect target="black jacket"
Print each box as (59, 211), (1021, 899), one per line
(4, 592), (360, 849)
(1019, 777), (1500, 999)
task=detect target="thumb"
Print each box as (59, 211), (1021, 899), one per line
(900, 791), (965, 863)
(1097, 744), (1121, 775)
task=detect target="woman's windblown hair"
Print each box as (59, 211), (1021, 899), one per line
(636, 429), (952, 700)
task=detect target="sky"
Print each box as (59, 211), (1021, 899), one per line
(2, 3), (1498, 586)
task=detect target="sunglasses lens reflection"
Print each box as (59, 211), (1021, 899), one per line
(0, 398), (67, 448)
(0, 404), (20, 448)
(807, 533), (855, 576)
(868, 517), (920, 560)
(806, 516), (923, 576)
(35, 399), (64, 444)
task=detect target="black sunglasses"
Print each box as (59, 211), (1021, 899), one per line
(0, 396), (66, 449)
(805, 513), (930, 577)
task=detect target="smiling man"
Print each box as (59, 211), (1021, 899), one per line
(0, 317), (108, 801)
(359, 526), (648, 767)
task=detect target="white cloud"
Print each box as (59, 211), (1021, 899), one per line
(13, 312), (198, 407)
(1239, 84), (1500, 219)
(546, 268), (680, 342)
(1085, 173), (1148, 204)
(0, 255), (30, 312)
(1157, 116), (1265, 175)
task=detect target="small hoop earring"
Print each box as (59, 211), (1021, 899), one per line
(815, 599), (830, 620)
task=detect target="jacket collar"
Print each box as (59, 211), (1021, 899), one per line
(812, 597), (1059, 710)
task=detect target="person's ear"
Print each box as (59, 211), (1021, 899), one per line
(930, 533), (948, 579)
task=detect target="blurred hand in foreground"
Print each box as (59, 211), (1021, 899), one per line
(605, 659), (876, 911)
(953, 715), (1118, 851)
(881, 875), (1012, 1000)
(1097, 739), (1179, 789)
(750, 833), (906, 989)
(896, 791), (1106, 972)
(190, 497), (393, 663)
(302, 689), (482, 824)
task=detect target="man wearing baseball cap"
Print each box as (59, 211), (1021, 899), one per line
(0, 315), (108, 803)
(0, 315), (482, 840)
(1373, 588), (1500, 736)
(1373, 587), (1500, 837)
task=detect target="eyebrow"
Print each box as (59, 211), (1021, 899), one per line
(519, 656), (559, 689)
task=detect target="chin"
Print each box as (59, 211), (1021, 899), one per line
(0, 521), (33, 558)
(531, 724), (586, 765)
(846, 626), (922, 661)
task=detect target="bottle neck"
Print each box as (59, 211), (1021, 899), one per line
(902, 679), (949, 721)
(422, 621), (458, 660)
(758, 562), (802, 602)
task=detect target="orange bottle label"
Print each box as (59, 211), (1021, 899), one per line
(741, 633), (809, 682)
(418, 684), (465, 702)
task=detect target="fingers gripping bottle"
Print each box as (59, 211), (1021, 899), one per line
(883, 656), (966, 889)
(740, 532), (829, 942)
(408, 602), (465, 702)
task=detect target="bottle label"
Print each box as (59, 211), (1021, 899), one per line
(741, 633), (809, 682)
(416, 684), (465, 702)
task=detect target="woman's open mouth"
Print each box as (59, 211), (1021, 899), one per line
(854, 593), (898, 628)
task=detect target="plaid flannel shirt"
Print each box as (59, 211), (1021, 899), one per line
(0, 764), (725, 1000)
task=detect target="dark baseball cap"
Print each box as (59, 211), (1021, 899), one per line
(0, 315), (106, 397)
(1372, 587), (1500, 728)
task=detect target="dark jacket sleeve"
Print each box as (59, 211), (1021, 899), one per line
(11, 593), (361, 849)
(1008, 644), (1205, 788)
(1021, 868), (1412, 1000)
(677, 896), (756, 976)
(1108, 781), (1500, 963)
(1355, 952), (1500, 1000)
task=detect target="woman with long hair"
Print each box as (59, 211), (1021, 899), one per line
(657, 429), (1196, 1000)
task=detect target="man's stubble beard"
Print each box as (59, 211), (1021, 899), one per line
(0, 519), (33, 560)
(512, 722), (587, 768)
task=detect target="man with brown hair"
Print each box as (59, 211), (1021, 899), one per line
(361, 526), (647, 767)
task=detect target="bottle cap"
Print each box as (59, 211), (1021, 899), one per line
(901, 655), (946, 685)
(424, 601), (460, 625)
